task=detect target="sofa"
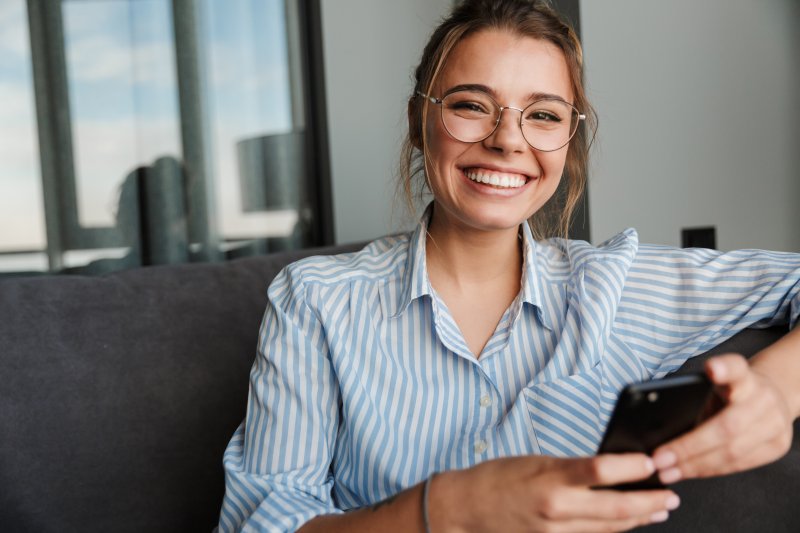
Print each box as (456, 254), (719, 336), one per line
(0, 243), (797, 532)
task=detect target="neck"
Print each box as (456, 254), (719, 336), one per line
(425, 208), (523, 290)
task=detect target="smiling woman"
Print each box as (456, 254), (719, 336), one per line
(417, 30), (576, 238)
(217, 1), (800, 532)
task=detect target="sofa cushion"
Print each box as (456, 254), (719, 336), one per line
(0, 244), (363, 532)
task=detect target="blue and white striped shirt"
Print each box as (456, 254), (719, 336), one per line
(218, 213), (800, 532)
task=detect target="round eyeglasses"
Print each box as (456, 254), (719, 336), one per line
(417, 89), (585, 152)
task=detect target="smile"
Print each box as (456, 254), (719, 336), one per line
(464, 168), (531, 189)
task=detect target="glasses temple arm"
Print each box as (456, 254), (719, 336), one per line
(416, 91), (441, 104)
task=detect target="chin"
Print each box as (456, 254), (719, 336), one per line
(460, 207), (529, 233)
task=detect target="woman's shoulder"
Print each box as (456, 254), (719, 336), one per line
(280, 232), (414, 288)
(535, 228), (640, 270)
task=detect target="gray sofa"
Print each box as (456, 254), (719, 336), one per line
(0, 243), (797, 532)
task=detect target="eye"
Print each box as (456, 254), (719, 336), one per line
(449, 100), (490, 114)
(442, 90), (497, 118)
(526, 110), (562, 123)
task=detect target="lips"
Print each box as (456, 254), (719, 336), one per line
(463, 167), (533, 189)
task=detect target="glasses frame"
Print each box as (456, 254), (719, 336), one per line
(417, 89), (586, 152)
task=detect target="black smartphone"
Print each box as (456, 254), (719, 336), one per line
(597, 372), (714, 490)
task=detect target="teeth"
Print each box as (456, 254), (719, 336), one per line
(465, 169), (528, 189)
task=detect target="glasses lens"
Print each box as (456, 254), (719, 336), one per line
(440, 90), (499, 143)
(520, 99), (580, 151)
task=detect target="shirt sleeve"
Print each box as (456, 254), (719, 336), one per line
(218, 264), (342, 532)
(616, 244), (800, 378)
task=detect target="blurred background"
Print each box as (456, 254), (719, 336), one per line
(1, 0), (797, 276)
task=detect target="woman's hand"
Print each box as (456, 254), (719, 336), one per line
(652, 354), (795, 483)
(430, 453), (680, 533)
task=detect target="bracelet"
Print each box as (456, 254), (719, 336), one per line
(422, 473), (436, 533)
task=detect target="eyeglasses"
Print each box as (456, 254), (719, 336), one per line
(417, 89), (585, 152)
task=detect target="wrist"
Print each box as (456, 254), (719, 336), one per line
(427, 470), (470, 533)
(750, 327), (800, 419)
(751, 362), (800, 420)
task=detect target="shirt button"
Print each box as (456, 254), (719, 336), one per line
(479, 395), (492, 407)
(474, 440), (488, 454)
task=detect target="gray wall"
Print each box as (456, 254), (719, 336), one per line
(320, 0), (452, 243)
(581, 0), (800, 251)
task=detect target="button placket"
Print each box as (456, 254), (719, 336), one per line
(470, 369), (498, 459)
(473, 439), (488, 455)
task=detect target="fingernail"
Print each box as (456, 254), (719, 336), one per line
(660, 467), (682, 484)
(666, 494), (681, 510)
(650, 511), (669, 523)
(644, 457), (655, 473)
(653, 450), (676, 469)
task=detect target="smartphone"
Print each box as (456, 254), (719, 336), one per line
(597, 373), (714, 490)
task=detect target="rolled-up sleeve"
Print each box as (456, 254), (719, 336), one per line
(218, 265), (342, 532)
(616, 245), (800, 378)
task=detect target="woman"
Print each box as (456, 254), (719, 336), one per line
(218, 1), (800, 531)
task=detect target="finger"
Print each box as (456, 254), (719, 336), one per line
(662, 427), (792, 482)
(653, 371), (783, 476)
(562, 454), (655, 487)
(545, 512), (670, 533)
(553, 487), (680, 521)
(652, 401), (761, 477)
(705, 354), (756, 402)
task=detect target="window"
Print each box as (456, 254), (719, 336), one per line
(0, 1), (48, 272)
(0, 0), (332, 275)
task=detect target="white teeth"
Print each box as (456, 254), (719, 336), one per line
(464, 169), (528, 189)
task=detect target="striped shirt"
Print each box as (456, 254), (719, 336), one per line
(218, 212), (800, 532)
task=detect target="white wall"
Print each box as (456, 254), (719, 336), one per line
(581, 0), (800, 251)
(320, 0), (452, 244)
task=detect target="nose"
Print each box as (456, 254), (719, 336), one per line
(483, 106), (528, 153)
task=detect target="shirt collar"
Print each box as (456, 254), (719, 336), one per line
(389, 204), (551, 330)
(519, 219), (552, 330)
(389, 205), (434, 318)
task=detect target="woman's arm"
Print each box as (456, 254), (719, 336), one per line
(218, 266), (343, 532)
(653, 327), (800, 482)
(300, 455), (680, 533)
(751, 326), (800, 417)
(619, 244), (800, 484)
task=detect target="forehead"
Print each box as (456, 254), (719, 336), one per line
(436, 28), (574, 103)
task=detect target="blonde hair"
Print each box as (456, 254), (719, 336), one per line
(399, 0), (597, 239)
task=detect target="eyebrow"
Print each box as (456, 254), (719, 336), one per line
(442, 83), (571, 104)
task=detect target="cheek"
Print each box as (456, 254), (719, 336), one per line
(425, 119), (466, 172)
(538, 151), (568, 179)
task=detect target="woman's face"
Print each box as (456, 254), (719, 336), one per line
(423, 29), (574, 235)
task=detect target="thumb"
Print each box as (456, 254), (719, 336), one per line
(705, 354), (752, 401)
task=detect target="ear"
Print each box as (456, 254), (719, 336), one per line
(408, 99), (422, 150)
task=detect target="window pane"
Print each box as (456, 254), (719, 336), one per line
(202, 0), (300, 243)
(63, 0), (181, 229)
(0, 1), (47, 271)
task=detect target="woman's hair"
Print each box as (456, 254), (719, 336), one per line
(398, 0), (597, 240)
